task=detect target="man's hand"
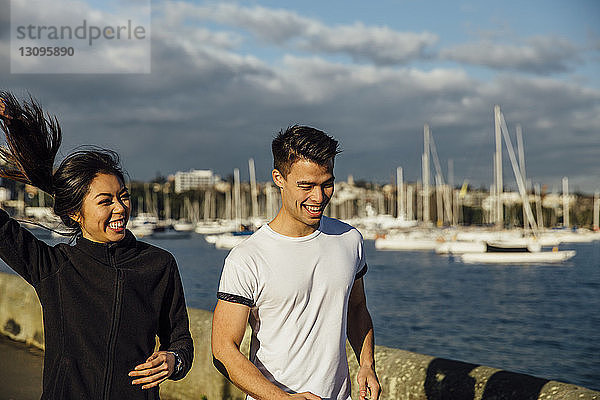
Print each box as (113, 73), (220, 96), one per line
(357, 365), (381, 400)
(129, 351), (175, 390)
(289, 392), (322, 400)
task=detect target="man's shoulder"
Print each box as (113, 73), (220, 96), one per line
(226, 226), (271, 258)
(320, 216), (362, 240)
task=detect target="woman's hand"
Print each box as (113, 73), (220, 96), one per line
(0, 98), (12, 121)
(129, 351), (175, 390)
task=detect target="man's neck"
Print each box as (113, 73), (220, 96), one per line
(268, 210), (320, 238)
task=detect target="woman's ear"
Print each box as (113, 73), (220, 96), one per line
(70, 212), (82, 224)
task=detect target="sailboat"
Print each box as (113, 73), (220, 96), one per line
(460, 245), (576, 264)
(374, 126), (446, 251)
(208, 162), (260, 250)
(457, 106), (575, 264)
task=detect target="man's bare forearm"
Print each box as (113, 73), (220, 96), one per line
(347, 277), (376, 366)
(213, 345), (291, 400)
(212, 300), (294, 400)
(347, 303), (375, 366)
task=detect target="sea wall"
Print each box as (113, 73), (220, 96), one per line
(0, 271), (597, 400)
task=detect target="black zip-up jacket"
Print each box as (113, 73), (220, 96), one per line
(0, 209), (193, 399)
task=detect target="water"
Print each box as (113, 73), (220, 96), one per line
(1, 233), (599, 390)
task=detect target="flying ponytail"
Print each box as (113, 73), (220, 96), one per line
(0, 91), (62, 195)
(1, 92), (126, 239)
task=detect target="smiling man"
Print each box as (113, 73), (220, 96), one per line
(212, 125), (380, 400)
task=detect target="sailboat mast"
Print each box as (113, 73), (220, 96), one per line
(406, 184), (413, 220)
(422, 124), (430, 224)
(593, 191), (599, 231)
(498, 109), (539, 234)
(494, 105), (503, 228)
(234, 168), (241, 226)
(562, 177), (569, 228)
(435, 174), (443, 227)
(535, 184), (544, 229)
(448, 160), (454, 225)
(164, 186), (171, 221)
(516, 124), (528, 230)
(396, 167), (404, 219)
(203, 189), (211, 221)
(249, 158), (259, 221)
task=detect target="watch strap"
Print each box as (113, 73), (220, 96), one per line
(168, 351), (183, 375)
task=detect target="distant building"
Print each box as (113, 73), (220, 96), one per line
(174, 169), (220, 193)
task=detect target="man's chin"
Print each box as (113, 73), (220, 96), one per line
(306, 217), (322, 227)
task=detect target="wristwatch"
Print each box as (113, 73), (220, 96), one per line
(168, 351), (183, 375)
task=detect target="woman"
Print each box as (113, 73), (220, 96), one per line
(0, 92), (193, 399)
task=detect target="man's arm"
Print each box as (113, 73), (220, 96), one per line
(347, 277), (381, 400)
(211, 299), (322, 400)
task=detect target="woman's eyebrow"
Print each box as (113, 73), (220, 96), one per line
(94, 192), (113, 199)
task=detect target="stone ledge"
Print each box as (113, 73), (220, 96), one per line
(0, 271), (597, 399)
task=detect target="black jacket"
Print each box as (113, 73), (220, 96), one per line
(0, 209), (193, 399)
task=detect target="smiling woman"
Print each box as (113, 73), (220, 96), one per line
(0, 91), (193, 399)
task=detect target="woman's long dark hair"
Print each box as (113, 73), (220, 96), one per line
(0, 92), (61, 194)
(0, 91), (126, 237)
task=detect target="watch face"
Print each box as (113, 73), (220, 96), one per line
(174, 353), (182, 371)
(170, 351), (182, 373)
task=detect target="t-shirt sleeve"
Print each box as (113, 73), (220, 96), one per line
(354, 232), (368, 280)
(217, 254), (257, 307)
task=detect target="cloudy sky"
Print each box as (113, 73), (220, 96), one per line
(1, 0), (599, 193)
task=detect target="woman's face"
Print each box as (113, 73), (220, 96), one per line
(73, 173), (131, 243)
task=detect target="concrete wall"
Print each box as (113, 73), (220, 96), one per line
(0, 271), (597, 400)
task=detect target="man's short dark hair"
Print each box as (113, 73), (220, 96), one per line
(272, 125), (341, 177)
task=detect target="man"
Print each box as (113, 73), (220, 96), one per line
(212, 125), (380, 400)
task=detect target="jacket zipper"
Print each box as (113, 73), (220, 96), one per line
(102, 248), (124, 400)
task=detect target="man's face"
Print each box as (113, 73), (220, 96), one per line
(273, 158), (335, 233)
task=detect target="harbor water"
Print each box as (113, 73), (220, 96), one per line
(1, 231), (599, 391)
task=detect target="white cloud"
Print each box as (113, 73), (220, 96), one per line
(299, 23), (437, 65)
(154, 2), (438, 65)
(440, 36), (580, 74)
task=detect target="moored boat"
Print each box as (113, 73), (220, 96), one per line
(374, 231), (443, 251)
(460, 242), (575, 264)
(460, 250), (576, 264)
(151, 225), (191, 239)
(213, 230), (254, 249)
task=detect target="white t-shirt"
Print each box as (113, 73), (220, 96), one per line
(217, 216), (367, 400)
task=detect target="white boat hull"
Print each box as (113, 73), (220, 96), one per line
(129, 225), (155, 238)
(436, 241), (486, 254)
(551, 232), (600, 243)
(195, 221), (237, 235)
(173, 221), (195, 232)
(460, 250), (576, 264)
(375, 237), (440, 251)
(214, 234), (251, 250)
